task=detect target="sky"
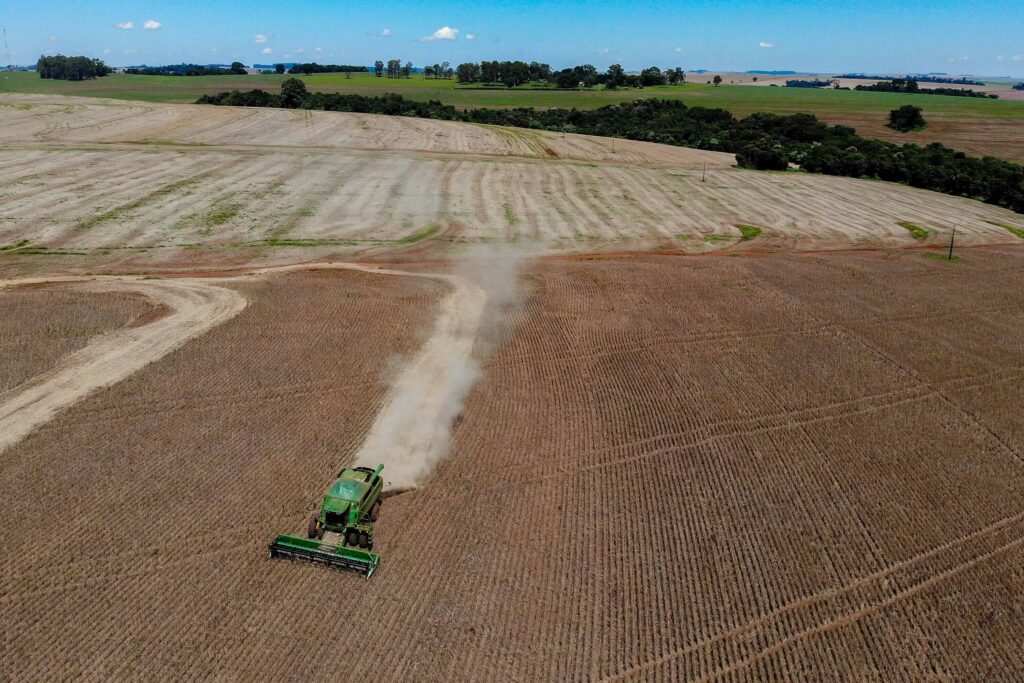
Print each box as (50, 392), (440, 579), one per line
(3, 0), (1023, 76)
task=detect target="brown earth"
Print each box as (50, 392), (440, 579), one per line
(814, 111), (1024, 163)
(0, 285), (152, 392)
(2, 248), (1024, 680)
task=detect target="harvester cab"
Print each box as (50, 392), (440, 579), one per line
(269, 464), (385, 578)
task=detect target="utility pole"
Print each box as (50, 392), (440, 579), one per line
(702, 162), (706, 182)
(948, 224), (956, 260)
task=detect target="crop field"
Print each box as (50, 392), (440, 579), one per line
(2, 249), (1024, 679)
(0, 285), (152, 392)
(1, 95), (1022, 273)
(3, 71), (1022, 162)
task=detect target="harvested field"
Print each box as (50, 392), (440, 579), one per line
(2, 248), (1024, 680)
(1, 95), (1022, 270)
(0, 285), (152, 393)
(0, 94), (730, 168)
(0, 275), (247, 453)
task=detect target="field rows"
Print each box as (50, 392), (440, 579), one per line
(1, 145), (1021, 269)
(0, 284), (152, 393)
(3, 249), (1024, 679)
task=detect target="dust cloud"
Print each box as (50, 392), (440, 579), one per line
(354, 246), (528, 490)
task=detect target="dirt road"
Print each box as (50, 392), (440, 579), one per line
(0, 276), (247, 453)
(0, 263), (489, 490)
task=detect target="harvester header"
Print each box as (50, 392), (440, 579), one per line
(269, 464), (385, 578)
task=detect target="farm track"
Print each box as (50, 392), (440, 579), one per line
(3, 249), (1024, 679)
(0, 275), (247, 454)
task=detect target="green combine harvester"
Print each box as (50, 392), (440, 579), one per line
(269, 464), (385, 578)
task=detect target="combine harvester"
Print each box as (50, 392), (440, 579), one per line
(269, 464), (385, 578)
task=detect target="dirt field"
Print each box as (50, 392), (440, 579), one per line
(0, 285), (152, 393)
(2, 249), (1024, 680)
(1, 95), (1022, 271)
(0, 275), (247, 453)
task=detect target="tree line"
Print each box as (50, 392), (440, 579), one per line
(785, 79), (834, 88)
(451, 61), (685, 89)
(125, 63), (247, 76)
(196, 79), (1024, 215)
(283, 63), (368, 75)
(36, 55), (110, 81)
(855, 78), (997, 99)
(841, 73), (986, 86)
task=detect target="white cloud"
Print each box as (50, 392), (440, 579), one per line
(103, 48), (111, 54)
(597, 48), (610, 55)
(123, 48), (138, 55)
(261, 47), (273, 55)
(254, 34), (269, 44)
(759, 41), (774, 48)
(421, 26), (459, 42)
(47, 36), (58, 43)
(1014, 54), (1024, 61)
(947, 58), (956, 63)
(379, 28), (392, 37)
(143, 20), (162, 30)
(315, 47), (324, 53)
(465, 33), (476, 40)
(674, 47), (683, 53)
(997, 55), (1005, 61)
(294, 48), (305, 53)
(211, 48), (220, 53)
(115, 22), (134, 30)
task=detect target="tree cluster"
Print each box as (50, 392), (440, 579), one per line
(125, 62), (247, 76)
(855, 79), (997, 99)
(1013, 83), (1024, 91)
(424, 62), (453, 79)
(36, 55), (110, 80)
(197, 81), (1024, 214)
(286, 63), (369, 75)
(888, 105), (927, 132)
(785, 79), (834, 88)
(841, 73), (985, 86)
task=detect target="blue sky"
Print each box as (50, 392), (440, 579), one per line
(4, 0), (1023, 76)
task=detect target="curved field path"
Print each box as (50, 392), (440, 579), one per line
(0, 263), (487, 492)
(0, 276), (247, 452)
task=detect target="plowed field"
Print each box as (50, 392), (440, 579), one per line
(3, 249), (1024, 680)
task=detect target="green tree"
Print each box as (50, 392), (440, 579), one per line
(888, 105), (927, 132)
(374, 60), (384, 77)
(456, 62), (481, 83)
(606, 63), (625, 87)
(229, 62), (247, 75)
(275, 63), (285, 74)
(713, 74), (722, 87)
(280, 78), (309, 108)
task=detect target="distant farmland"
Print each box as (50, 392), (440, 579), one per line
(2, 71), (1023, 162)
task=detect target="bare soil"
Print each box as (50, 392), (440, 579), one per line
(2, 248), (1023, 680)
(0, 285), (152, 393)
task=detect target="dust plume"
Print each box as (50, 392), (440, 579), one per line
(354, 245), (527, 491)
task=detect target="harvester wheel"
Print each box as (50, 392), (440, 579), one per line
(369, 501), (381, 522)
(307, 516), (319, 539)
(358, 531), (369, 548)
(346, 529), (358, 547)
